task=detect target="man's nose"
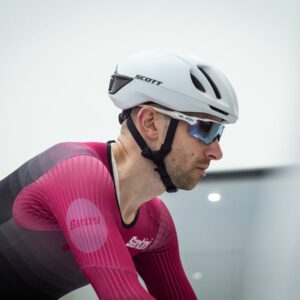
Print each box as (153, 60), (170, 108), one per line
(204, 140), (223, 160)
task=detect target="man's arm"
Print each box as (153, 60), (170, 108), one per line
(134, 201), (197, 300)
(13, 154), (154, 299)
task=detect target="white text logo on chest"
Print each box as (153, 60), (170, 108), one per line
(126, 236), (153, 250)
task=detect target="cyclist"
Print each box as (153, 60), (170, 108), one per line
(0, 49), (238, 299)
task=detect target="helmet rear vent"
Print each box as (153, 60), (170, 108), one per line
(198, 67), (221, 99)
(190, 73), (206, 93)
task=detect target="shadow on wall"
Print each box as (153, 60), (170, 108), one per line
(242, 166), (300, 300)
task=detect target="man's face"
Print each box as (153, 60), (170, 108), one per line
(164, 113), (223, 190)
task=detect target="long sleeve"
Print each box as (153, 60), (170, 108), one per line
(134, 203), (197, 300)
(13, 154), (154, 299)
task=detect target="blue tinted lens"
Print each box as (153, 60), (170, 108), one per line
(188, 121), (224, 144)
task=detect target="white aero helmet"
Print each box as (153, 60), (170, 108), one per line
(109, 49), (239, 124)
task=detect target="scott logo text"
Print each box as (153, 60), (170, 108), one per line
(135, 75), (162, 86)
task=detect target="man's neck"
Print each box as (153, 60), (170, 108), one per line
(111, 139), (165, 224)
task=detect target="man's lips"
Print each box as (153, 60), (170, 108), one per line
(197, 165), (209, 171)
(196, 165), (209, 177)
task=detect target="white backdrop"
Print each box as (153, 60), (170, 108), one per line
(0, 0), (299, 178)
(1, 1), (299, 299)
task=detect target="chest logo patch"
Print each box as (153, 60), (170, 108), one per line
(126, 236), (153, 250)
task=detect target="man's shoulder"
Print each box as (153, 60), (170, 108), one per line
(45, 141), (105, 160)
(143, 197), (173, 222)
(35, 141), (109, 170)
(11, 142), (109, 191)
(140, 197), (177, 252)
(40, 141), (111, 176)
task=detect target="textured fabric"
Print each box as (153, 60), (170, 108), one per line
(0, 142), (197, 299)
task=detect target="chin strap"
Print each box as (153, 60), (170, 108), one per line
(126, 114), (179, 193)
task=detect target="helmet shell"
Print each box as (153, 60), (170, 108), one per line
(109, 49), (239, 124)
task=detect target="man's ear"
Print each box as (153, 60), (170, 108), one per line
(135, 107), (159, 140)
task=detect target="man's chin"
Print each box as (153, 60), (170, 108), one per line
(178, 180), (200, 191)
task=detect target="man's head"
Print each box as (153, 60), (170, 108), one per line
(108, 50), (239, 192)
(120, 104), (224, 190)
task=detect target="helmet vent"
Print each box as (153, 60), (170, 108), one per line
(109, 74), (133, 95)
(190, 73), (206, 93)
(209, 105), (228, 116)
(198, 67), (221, 99)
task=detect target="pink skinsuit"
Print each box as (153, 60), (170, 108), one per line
(0, 142), (197, 299)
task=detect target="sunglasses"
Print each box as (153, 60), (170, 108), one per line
(140, 105), (224, 145)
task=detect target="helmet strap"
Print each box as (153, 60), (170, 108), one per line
(126, 114), (179, 193)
